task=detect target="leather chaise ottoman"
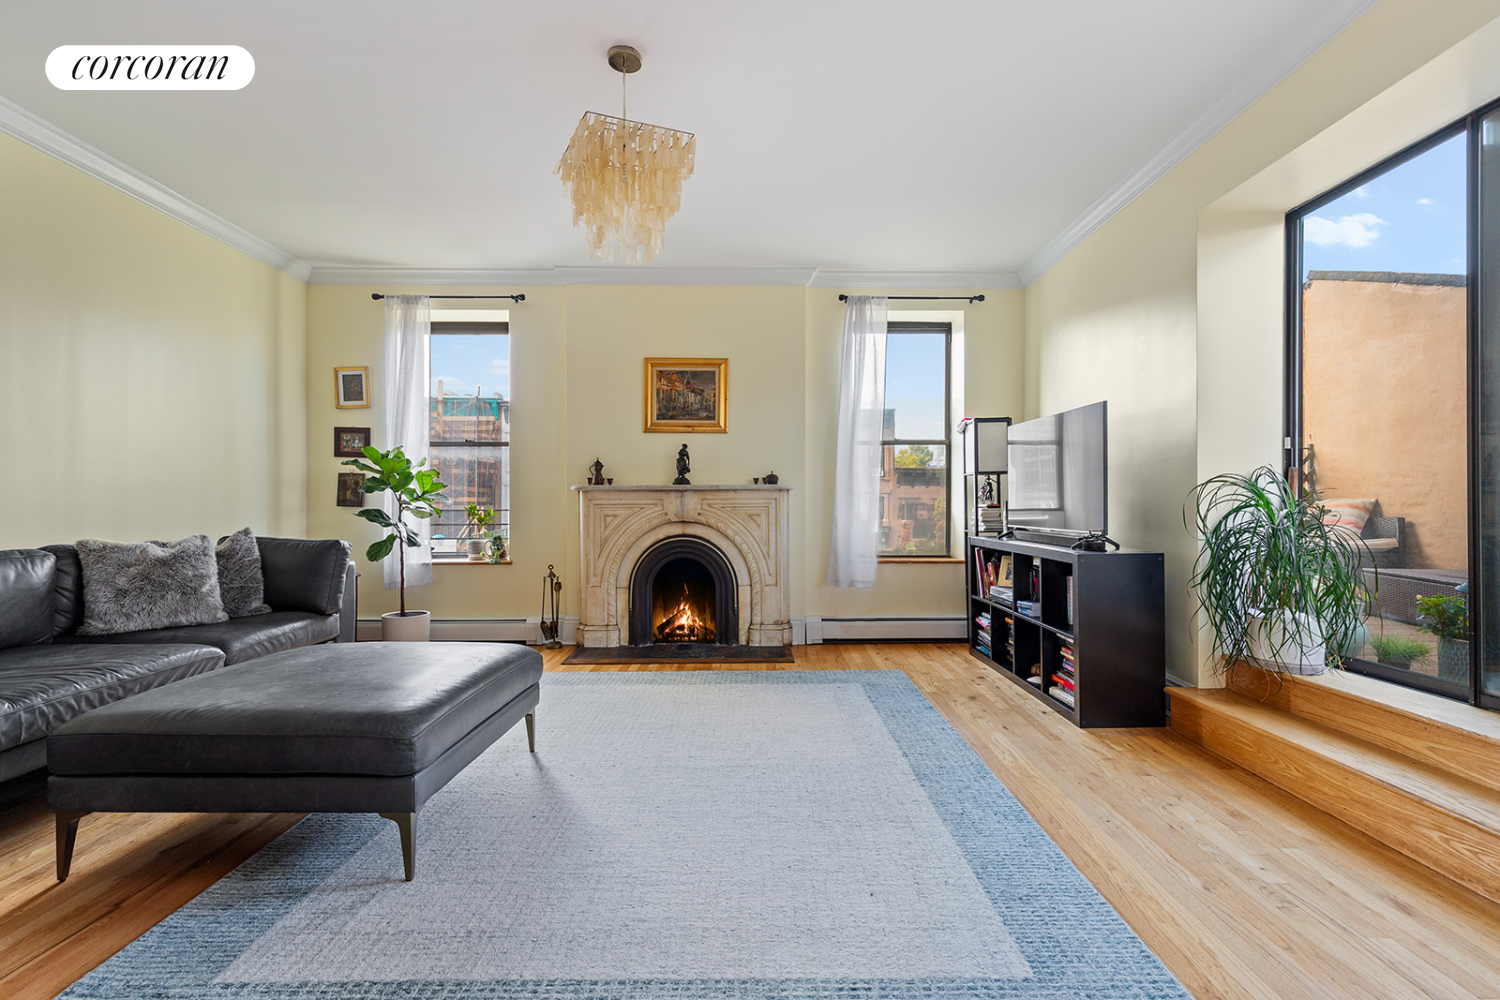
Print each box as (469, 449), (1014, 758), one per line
(47, 641), (542, 882)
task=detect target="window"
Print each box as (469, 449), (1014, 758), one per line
(1287, 104), (1500, 706)
(879, 322), (951, 557)
(428, 318), (509, 558)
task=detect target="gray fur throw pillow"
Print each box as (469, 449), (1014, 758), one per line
(217, 527), (272, 617)
(75, 535), (229, 635)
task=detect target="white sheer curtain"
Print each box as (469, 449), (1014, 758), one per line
(383, 295), (434, 591)
(827, 295), (888, 588)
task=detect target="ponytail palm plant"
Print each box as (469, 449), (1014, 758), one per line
(1186, 466), (1371, 675)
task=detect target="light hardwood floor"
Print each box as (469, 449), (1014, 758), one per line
(2, 644), (1499, 999)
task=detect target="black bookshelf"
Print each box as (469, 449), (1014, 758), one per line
(968, 534), (1165, 728)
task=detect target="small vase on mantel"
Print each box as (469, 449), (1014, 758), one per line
(382, 610), (431, 642)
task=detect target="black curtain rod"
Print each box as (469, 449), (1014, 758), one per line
(838, 294), (984, 303)
(371, 293), (525, 302)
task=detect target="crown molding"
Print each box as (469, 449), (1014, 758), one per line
(807, 269), (1019, 290)
(307, 267), (561, 286)
(551, 266), (818, 286)
(0, 95), (311, 282)
(1016, 0), (1378, 287)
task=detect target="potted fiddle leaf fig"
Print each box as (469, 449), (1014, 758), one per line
(1186, 465), (1371, 676)
(341, 445), (446, 641)
(1417, 592), (1470, 682)
(464, 504), (497, 561)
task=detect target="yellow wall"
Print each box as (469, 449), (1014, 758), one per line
(1024, 0), (1500, 685)
(306, 284), (1025, 624)
(0, 130), (306, 550)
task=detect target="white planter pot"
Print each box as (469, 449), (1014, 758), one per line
(467, 539), (488, 561)
(1246, 610), (1326, 675)
(382, 610), (431, 642)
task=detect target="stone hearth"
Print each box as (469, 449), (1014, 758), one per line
(573, 485), (791, 648)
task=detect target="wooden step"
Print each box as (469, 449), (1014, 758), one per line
(1227, 664), (1500, 794)
(1169, 686), (1500, 904)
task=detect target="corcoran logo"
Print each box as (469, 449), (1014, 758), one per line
(46, 46), (254, 90)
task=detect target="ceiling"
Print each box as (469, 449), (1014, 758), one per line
(0, 0), (1375, 281)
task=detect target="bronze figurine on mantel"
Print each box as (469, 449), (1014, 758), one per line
(762, 472), (779, 485)
(674, 444), (691, 485)
(588, 458), (606, 486)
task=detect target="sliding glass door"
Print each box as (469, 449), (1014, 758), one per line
(1288, 100), (1500, 707)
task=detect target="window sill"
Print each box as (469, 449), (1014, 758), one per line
(877, 556), (963, 564)
(433, 557), (512, 566)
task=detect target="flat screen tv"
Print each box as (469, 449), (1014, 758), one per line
(1006, 401), (1107, 539)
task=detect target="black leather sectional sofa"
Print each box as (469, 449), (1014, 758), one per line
(0, 537), (356, 782)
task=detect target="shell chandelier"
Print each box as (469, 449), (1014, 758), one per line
(555, 45), (695, 266)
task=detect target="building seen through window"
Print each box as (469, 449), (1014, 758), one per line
(428, 321), (509, 556)
(879, 324), (951, 557)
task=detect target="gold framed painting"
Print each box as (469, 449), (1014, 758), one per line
(644, 357), (727, 433)
(334, 366), (370, 409)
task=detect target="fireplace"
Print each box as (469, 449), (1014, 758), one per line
(629, 538), (737, 647)
(573, 484), (791, 649)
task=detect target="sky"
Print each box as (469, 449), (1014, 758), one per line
(1301, 131), (1466, 278)
(431, 333), (510, 398)
(886, 331), (947, 453)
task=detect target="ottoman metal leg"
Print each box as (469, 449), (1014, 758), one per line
(55, 811), (88, 882)
(526, 711), (536, 753)
(379, 811), (418, 881)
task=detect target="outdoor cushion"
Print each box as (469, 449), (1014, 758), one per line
(1321, 498), (1377, 534)
(0, 643), (224, 753)
(0, 550), (56, 650)
(58, 611), (338, 664)
(1361, 537), (1400, 552)
(49, 642), (543, 777)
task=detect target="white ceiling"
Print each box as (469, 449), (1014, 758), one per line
(0, 0), (1375, 280)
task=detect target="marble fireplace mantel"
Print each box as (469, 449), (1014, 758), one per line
(572, 484), (792, 648)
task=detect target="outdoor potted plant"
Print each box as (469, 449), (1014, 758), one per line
(1186, 465), (1370, 676)
(1417, 591), (1470, 682)
(1369, 634), (1430, 670)
(464, 503), (497, 561)
(341, 445), (446, 641)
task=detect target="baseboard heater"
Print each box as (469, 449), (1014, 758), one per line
(800, 616), (967, 644)
(355, 617), (579, 644)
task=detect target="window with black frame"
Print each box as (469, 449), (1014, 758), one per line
(879, 322), (951, 557)
(427, 320), (509, 559)
(1287, 114), (1487, 702)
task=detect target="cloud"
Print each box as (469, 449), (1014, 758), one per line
(1417, 197), (1435, 206)
(1352, 185), (1371, 198)
(1304, 213), (1385, 249)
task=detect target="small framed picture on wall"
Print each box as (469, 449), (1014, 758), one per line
(336, 472), (366, 507)
(334, 426), (372, 457)
(335, 366), (370, 409)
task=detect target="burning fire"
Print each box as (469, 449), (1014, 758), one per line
(655, 583), (714, 643)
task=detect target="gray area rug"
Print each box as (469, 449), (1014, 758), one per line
(62, 670), (1190, 999)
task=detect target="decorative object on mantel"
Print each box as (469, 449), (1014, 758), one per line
(336, 473), (365, 508)
(644, 357), (728, 433)
(334, 426), (372, 457)
(588, 458), (607, 486)
(464, 504), (498, 561)
(763, 472), (779, 485)
(674, 443), (691, 485)
(341, 445), (447, 642)
(539, 564), (563, 649)
(554, 44), (695, 265)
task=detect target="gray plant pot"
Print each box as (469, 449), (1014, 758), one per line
(1438, 638), (1470, 683)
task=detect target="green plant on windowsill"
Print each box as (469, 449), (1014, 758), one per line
(487, 531), (508, 563)
(464, 504), (498, 560)
(1369, 634), (1430, 669)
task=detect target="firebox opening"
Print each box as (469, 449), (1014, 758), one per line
(651, 557), (716, 643)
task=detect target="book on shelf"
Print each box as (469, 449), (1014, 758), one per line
(1015, 600), (1035, 617)
(989, 585), (1013, 606)
(1051, 672), (1075, 691)
(1048, 685), (1076, 708)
